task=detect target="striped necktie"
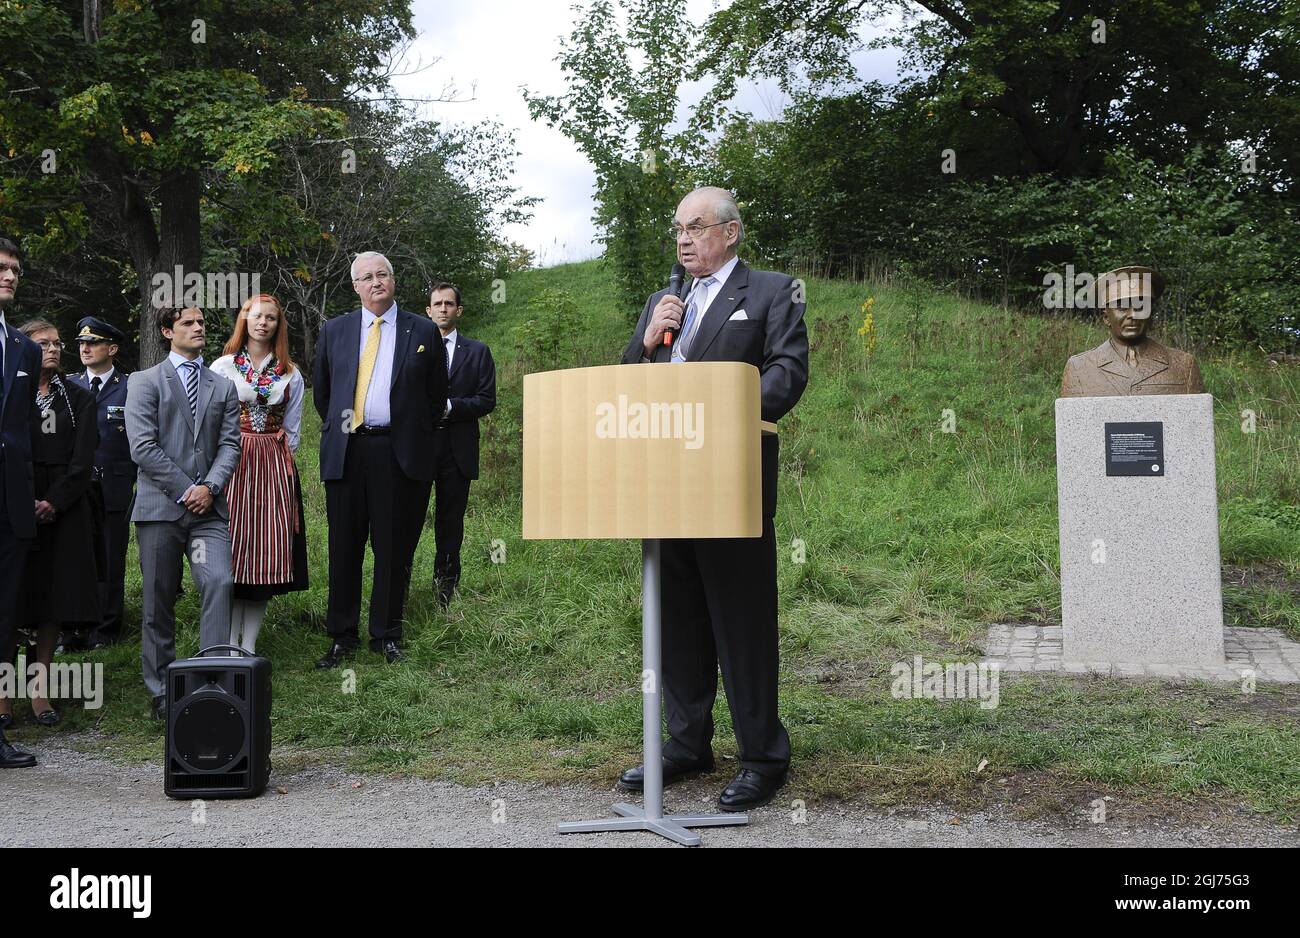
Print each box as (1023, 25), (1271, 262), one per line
(181, 361), (199, 421)
(674, 276), (714, 361)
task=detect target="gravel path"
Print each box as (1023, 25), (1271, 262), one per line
(5, 736), (1296, 847)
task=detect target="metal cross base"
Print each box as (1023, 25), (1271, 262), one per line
(558, 802), (748, 847)
(555, 540), (749, 846)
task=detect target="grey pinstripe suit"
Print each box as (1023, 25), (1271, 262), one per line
(125, 358), (241, 697)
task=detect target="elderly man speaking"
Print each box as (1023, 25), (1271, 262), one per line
(618, 187), (809, 811)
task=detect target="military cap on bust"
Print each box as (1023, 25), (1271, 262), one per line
(1096, 266), (1166, 319)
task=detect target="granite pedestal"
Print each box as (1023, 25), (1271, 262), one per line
(1055, 393), (1224, 667)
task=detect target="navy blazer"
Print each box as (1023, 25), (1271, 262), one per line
(441, 334), (496, 480)
(0, 321), (41, 539)
(68, 369), (137, 512)
(621, 259), (809, 518)
(313, 307), (448, 483)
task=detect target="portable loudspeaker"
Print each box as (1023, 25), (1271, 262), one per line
(164, 644), (272, 799)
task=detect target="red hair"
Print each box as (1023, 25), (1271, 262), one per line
(224, 294), (295, 373)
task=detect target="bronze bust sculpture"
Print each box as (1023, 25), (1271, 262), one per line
(1060, 266), (1205, 397)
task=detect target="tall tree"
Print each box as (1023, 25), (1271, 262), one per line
(695, 0), (1299, 181)
(206, 104), (534, 367)
(524, 0), (701, 310)
(1, 0), (414, 366)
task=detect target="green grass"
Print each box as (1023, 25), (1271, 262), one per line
(27, 258), (1300, 822)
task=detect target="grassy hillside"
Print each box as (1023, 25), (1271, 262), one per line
(36, 259), (1300, 821)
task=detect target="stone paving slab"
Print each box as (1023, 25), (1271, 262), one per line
(980, 624), (1300, 683)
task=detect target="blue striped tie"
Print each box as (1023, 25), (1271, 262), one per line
(674, 276), (714, 361)
(182, 361), (199, 421)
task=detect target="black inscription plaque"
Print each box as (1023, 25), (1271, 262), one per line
(1105, 421), (1164, 476)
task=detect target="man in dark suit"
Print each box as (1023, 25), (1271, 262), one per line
(68, 316), (137, 648)
(313, 252), (448, 667)
(0, 236), (41, 767)
(618, 187), (809, 811)
(425, 282), (496, 608)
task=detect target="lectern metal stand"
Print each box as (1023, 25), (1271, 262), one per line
(557, 538), (749, 846)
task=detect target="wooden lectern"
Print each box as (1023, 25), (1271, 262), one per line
(523, 362), (773, 845)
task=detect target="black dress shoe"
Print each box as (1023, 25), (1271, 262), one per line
(380, 640), (404, 664)
(618, 753), (715, 791)
(315, 641), (354, 670)
(149, 695), (167, 722)
(0, 713), (12, 730)
(718, 768), (786, 812)
(34, 707), (59, 727)
(0, 735), (36, 769)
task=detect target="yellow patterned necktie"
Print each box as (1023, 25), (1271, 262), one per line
(353, 315), (383, 425)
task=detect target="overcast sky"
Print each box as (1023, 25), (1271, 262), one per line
(392, 0), (904, 266)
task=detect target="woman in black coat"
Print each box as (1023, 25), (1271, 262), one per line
(5, 320), (101, 727)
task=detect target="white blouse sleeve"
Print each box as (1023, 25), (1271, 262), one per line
(285, 368), (305, 453)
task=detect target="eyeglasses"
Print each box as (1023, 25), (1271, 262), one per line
(0, 262), (22, 278)
(353, 271), (393, 285)
(37, 340), (65, 351)
(668, 221), (729, 241)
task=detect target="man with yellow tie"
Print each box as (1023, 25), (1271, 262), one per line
(312, 252), (448, 667)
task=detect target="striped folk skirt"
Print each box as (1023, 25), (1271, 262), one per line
(227, 429), (306, 590)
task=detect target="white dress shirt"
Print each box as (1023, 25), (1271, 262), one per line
(85, 365), (115, 390)
(166, 350), (205, 502)
(357, 302), (398, 427)
(670, 252), (743, 361)
(442, 329), (457, 417)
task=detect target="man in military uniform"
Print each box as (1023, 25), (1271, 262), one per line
(68, 316), (137, 648)
(1061, 266), (1205, 397)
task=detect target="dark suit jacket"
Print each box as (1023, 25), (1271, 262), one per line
(34, 379), (98, 512)
(441, 334), (496, 480)
(621, 259), (809, 517)
(68, 369), (137, 512)
(0, 321), (41, 539)
(313, 307), (448, 483)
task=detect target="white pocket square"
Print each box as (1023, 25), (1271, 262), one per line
(728, 309), (748, 321)
(16, 370), (27, 377)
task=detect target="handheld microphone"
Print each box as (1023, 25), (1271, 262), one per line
(664, 263), (686, 347)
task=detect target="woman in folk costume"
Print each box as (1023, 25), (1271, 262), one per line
(210, 294), (308, 654)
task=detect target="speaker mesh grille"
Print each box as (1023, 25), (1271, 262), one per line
(168, 772), (249, 790)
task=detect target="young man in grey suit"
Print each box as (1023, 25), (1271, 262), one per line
(126, 306), (241, 720)
(619, 187), (809, 811)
